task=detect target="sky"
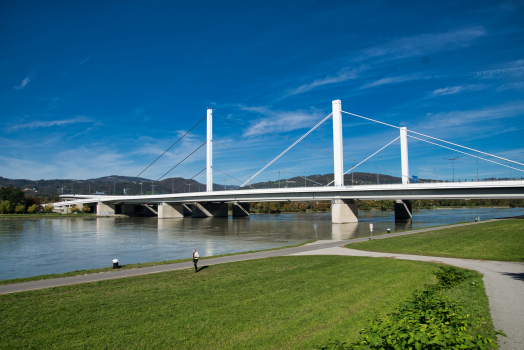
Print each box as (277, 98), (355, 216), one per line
(1, 0), (523, 185)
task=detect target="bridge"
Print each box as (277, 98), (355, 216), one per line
(55, 100), (524, 223)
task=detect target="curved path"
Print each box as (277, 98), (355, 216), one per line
(1, 219), (522, 349)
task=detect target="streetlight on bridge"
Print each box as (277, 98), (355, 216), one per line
(304, 163), (310, 187)
(444, 157), (459, 182)
(272, 171), (281, 188)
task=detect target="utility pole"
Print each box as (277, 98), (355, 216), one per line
(186, 183), (191, 193)
(433, 169), (437, 181)
(172, 178), (174, 193)
(272, 171), (281, 188)
(223, 179), (227, 191)
(444, 157), (459, 182)
(377, 157), (382, 184)
(304, 163), (310, 187)
(151, 181), (155, 195)
(140, 182), (143, 195)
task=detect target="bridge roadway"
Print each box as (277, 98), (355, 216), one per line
(56, 180), (524, 223)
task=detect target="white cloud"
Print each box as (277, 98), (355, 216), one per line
(358, 26), (487, 62)
(7, 116), (93, 132)
(283, 67), (365, 97)
(360, 75), (420, 90)
(429, 84), (486, 97)
(13, 77), (30, 90)
(234, 104), (325, 137)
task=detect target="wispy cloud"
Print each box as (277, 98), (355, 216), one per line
(429, 84), (486, 97)
(13, 77), (30, 90)
(234, 104), (325, 137)
(78, 52), (93, 66)
(360, 74), (420, 90)
(282, 67), (365, 98)
(7, 116), (93, 132)
(358, 26), (487, 62)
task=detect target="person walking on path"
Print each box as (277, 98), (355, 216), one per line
(192, 249), (199, 272)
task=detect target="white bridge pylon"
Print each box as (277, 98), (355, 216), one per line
(207, 100), (412, 192)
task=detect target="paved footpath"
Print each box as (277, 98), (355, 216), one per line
(1, 219), (522, 349)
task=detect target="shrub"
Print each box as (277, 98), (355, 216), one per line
(15, 204), (26, 214)
(298, 203), (307, 211)
(81, 205), (91, 213)
(69, 205), (78, 213)
(43, 204), (54, 213)
(316, 266), (505, 350)
(27, 204), (39, 214)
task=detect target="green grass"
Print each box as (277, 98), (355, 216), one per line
(0, 240), (316, 285)
(0, 256), (444, 349)
(0, 213), (96, 219)
(347, 219), (524, 261)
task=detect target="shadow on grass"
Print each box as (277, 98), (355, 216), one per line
(197, 266), (209, 273)
(501, 272), (524, 282)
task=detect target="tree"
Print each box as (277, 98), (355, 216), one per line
(70, 205), (78, 213)
(43, 204), (54, 213)
(26, 196), (41, 207)
(82, 205), (91, 213)
(15, 204), (26, 214)
(298, 203), (307, 211)
(0, 200), (12, 214)
(0, 186), (26, 207)
(27, 204), (39, 214)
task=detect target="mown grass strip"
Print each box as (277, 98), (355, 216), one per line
(0, 240), (316, 285)
(346, 219), (524, 262)
(0, 256), (442, 349)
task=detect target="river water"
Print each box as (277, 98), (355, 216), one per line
(1, 207), (522, 281)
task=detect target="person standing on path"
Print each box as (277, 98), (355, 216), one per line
(193, 249), (199, 272)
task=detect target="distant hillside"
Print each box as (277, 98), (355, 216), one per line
(0, 171), (429, 201)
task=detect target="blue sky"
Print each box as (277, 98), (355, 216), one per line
(1, 0), (523, 185)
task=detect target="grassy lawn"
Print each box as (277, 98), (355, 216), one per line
(0, 240), (316, 286)
(0, 256), (451, 349)
(347, 219), (524, 262)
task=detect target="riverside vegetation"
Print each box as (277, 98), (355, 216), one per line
(346, 219), (524, 262)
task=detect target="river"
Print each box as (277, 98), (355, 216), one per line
(1, 207), (522, 281)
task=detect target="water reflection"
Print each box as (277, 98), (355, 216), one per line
(0, 207), (522, 280)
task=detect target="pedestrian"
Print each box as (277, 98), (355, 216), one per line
(193, 249), (199, 272)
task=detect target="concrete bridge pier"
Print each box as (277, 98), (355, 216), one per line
(191, 202), (228, 218)
(97, 202), (116, 215)
(158, 202), (184, 219)
(395, 200), (412, 221)
(232, 202), (250, 217)
(331, 198), (358, 224)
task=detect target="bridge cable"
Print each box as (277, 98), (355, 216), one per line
(341, 109), (524, 167)
(408, 135), (524, 174)
(172, 167), (206, 193)
(240, 113), (333, 187)
(326, 136), (401, 186)
(213, 140), (323, 186)
(157, 142), (207, 182)
(212, 166), (244, 185)
(407, 130), (524, 167)
(217, 114), (405, 180)
(133, 115), (207, 182)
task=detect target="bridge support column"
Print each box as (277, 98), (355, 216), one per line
(232, 202), (250, 218)
(331, 198), (358, 224)
(400, 127), (409, 185)
(97, 202), (115, 216)
(332, 100), (344, 187)
(207, 108), (213, 192)
(158, 202), (184, 219)
(191, 202), (228, 218)
(395, 200), (412, 221)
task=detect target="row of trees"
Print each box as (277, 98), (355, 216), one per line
(0, 186), (62, 214)
(245, 199), (524, 214)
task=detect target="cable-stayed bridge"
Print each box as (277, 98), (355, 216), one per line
(55, 100), (524, 223)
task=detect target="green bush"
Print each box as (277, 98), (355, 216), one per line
(81, 205), (91, 213)
(316, 266), (505, 350)
(27, 204), (39, 213)
(15, 204), (26, 214)
(43, 204), (54, 213)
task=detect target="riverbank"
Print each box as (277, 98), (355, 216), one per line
(0, 256), (493, 349)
